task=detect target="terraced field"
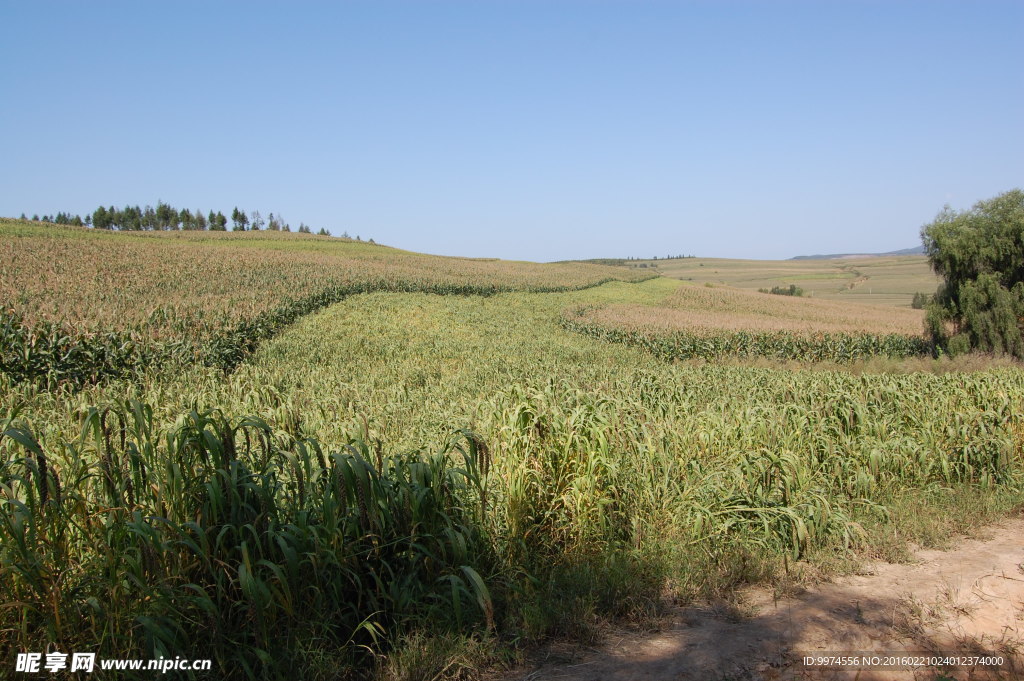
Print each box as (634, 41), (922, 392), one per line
(562, 280), (932, 364)
(1, 223), (1021, 680)
(632, 254), (940, 307)
(579, 280), (926, 335)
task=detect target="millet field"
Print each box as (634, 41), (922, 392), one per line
(2, 219), (1022, 680)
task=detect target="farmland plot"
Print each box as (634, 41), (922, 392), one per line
(2, 271), (1022, 679)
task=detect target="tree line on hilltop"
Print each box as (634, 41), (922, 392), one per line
(18, 203), (373, 242)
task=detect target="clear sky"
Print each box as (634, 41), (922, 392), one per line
(2, 1), (1021, 261)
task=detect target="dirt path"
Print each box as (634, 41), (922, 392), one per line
(502, 518), (1024, 681)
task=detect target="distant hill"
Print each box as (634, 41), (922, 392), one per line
(791, 245), (925, 260)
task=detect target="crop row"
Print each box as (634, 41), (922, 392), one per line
(561, 311), (931, 362)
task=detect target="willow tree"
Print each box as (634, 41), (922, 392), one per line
(922, 189), (1024, 357)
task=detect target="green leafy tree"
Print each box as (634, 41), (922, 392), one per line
(122, 205), (143, 231)
(209, 210), (226, 231)
(231, 206), (248, 231)
(142, 205), (157, 230)
(922, 189), (1024, 357)
(156, 201), (177, 230)
(194, 209), (207, 230)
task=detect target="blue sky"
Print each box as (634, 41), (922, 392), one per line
(2, 1), (1021, 261)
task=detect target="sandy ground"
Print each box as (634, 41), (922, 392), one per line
(501, 518), (1024, 681)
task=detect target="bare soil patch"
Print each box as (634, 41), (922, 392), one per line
(500, 518), (1024, 681)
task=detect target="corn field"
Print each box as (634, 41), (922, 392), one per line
(562, 311), (931, 362)
(0, 220), (653, 390)
(580, 281), (927, 335)
(558, 280), (933, 363)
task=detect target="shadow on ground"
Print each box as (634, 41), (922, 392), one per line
(502, 519), (1024, 681)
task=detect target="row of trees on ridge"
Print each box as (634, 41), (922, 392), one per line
(19, 203), (373, 241)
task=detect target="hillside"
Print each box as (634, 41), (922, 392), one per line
(2, 219), (1021, 680)
(624, 254), (939, 307)
(0, 219), (648, 336)
(0, 218), (651, 387)
(790, 245), (926, 259)
(577, 280), (926, 336)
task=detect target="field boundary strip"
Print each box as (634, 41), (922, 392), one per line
(559, 307), (932, 362)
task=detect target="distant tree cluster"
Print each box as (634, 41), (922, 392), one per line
(626, 254), (695, 261)
(20, 201), (372, 242)
(22, 212), (89, 226)
(759, 284), (804, 297)
(910, 292), (931, 309)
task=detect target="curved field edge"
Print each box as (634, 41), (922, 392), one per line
(2, 285), (1023, 679)
(0, 219), (656, 389)
(561, 312), (932, 363)
(559, 281), (932, 362)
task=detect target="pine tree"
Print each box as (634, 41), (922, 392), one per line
(231, 207), (249, 231)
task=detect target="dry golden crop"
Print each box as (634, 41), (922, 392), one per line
(0, 219), (647, 337)
(578, 281), (926, 336)
(0, 219), (652, 387)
